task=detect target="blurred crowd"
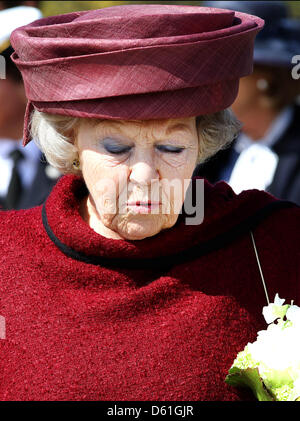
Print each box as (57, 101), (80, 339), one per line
(0, 0), (300, 211)
(0, 0), (60, 211)
(195, 1), (300, 205)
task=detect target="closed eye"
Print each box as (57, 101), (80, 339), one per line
(103, 138), (132, 155)
(156, 145), (185, 153)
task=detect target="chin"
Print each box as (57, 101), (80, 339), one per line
(116, 218), (164, 241)
(120, 227), (160, 241)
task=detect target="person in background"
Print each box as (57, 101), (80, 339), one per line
(0, 3), (61, 210)
(0, 1), (40, 10)
(195, 1), (300, 205)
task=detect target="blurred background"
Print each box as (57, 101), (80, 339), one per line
(12, 1), (300, 17)
(1, 1), (300, 210)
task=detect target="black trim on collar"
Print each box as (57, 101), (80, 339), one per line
(42, 200), (298, 270)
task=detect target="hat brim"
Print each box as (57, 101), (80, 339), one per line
(23, 79), (239, 146)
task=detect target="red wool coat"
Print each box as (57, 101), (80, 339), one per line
(0, 175), (299, 401)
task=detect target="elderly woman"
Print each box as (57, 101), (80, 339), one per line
(0, 4), (299, 401)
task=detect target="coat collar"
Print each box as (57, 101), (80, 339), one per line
(41, 175), (296, 269)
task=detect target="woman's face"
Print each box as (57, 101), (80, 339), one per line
(76, 117), (199, 240)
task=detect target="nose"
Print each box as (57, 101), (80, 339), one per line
(129, 150), (159, 185)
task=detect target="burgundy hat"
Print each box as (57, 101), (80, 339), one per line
(10, 4), (264, 146)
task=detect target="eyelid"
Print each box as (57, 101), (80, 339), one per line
(105, 145), (132, 154)
(156, 144), (185, 153)
(102, 137), (130, 146)
(102, 137), (132, 154)
(101, 138), (185, 154)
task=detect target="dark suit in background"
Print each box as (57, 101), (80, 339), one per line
(198, 1), (300, 206)
(0, 152), (60, 210)
(0, 5), (56, 210)
(194, 105), (300, 205)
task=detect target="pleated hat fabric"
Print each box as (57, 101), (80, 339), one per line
(10, 4), (264, 145)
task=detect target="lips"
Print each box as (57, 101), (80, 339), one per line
(126, 201), (161, 214)
(127, 201), (160, 206)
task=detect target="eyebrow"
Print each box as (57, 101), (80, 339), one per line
(97, 121), (192, 139)
(165, 123), (192, 135)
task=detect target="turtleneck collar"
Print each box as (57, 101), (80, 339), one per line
(42, 175), (294, 269)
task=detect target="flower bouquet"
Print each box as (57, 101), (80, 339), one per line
(225, 294), (300, 401)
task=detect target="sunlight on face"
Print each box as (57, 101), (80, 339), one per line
(76, 117), (199, 240)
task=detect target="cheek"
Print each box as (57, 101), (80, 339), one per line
(159, 150), (197, 213)
(159, 151), (189, 169)
(158, 149), (197, 180)
(81, 151), (129, 214)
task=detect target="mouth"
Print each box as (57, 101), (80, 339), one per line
(126, 201), (161, 214)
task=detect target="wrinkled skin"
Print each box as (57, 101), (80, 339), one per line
(76, 117), (199, 240)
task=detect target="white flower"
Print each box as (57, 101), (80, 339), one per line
(274, 294), (285, 306)
(286, 305), (300, 326)
(226, 294), (300, 401)
(292, 377), (300, 400)
(262, 293), (289, 324)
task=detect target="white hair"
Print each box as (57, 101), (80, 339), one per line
(30, 108), (241, 175)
